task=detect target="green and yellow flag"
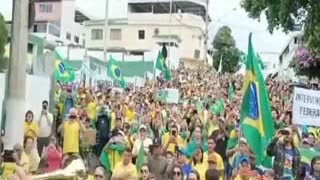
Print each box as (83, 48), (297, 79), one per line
(240, 33), (274, 166)
(107, 56), (126, 89)
(155, 51), (171, 80)
(136, 143), (145, 172)
(53, 52), (75, 83)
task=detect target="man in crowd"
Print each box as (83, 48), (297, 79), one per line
(267, 128), (301, 179)
(37, 100), (53, 156)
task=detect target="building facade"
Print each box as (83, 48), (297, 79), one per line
(278, 33), (303, 80)
(31, 0), (91, 46)
(84, 0), (207, 66)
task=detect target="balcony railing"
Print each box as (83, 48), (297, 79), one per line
(32, 22), (60, 38)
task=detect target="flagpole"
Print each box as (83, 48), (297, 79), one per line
(103, 0), (110, 62)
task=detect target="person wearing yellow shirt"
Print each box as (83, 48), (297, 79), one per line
(24, 110), (39, 140)
(111, 148), (138, 180)
(58, 108), (84, 155)
(124, 103), (135, 123)
(13, 143), (30, 174)
(162, 125), (186, 154)
(192, 148), (207, 180)
(87, 99), (97, 122)
(24, 136), (40, 173)
(203, 136), (224, 178)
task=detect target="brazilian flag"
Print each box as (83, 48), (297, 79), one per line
(155, 51), (171, 81)
(53, 52), (75, 83)
(107, 56), (126, 89)
(240, 33), (274, 166)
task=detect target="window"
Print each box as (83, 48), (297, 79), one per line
(27, 44), (34, 53)
(194, 49), (200, 59)
(154, 28), (159, 35)
(66, 32), (71, 40)
(110, 29), (122, 40)
(91, 29), (103, 40)
(74, 36), (79, 44)
(39, 3), (53, 13)
(138, 30), (145, 40)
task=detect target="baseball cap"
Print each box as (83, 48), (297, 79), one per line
(139, 124), (147, 131)
(207, 153), (217, 163)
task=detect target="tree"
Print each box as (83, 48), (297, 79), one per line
(212, 26), (240, 73)
(241, 0), (320, 51)
(0, 14), (8, 72)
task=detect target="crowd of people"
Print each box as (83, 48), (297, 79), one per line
(2, 64), (320, 180)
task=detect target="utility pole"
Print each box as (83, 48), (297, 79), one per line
(168, 0), (173, 69)
(103, 0), (110, 62)
(4, 0), (29, 149)
(204, 0), (209, 64)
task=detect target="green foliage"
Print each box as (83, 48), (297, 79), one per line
(0, 14), (8, 72)
(212, 26), (240, 73)
(241, 0), (320, 51)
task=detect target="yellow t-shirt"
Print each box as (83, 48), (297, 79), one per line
(87, 102), (97, 121)
(20, 152), (31, 174)
(24, 122), (39, 139)
(112, 162), (138, 179)
(161, 132), (186, 153)
(193, 162), (207, 180)
(2, 162), (16, 179)
(125, 108), (135, 123)
(63, 120), (80, 154)
(111, 112), (116, 130)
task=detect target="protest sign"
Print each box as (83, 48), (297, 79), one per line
(156, 88), (179, 104)
(292, 87), (320, 126)
(82, 129), (97, 146)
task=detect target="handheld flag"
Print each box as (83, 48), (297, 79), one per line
(53, 52), (75, 83)
(136, 143), (145, 172)
(240, 33), (274, 165)
(107, 56), (127, 89)
(228, 82), (235, 101)
(217, 55), (222, 75)
(155, 50), (171, 80)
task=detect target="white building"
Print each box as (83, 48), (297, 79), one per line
(1, 0), (92, 47)
(278, 32), (303, 80)
(84, 0), (208, 68)
(30, 0), (92, 47)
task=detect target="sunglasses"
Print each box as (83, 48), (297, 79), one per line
(173, 171), (181, 176)
(94, 174), (104, 179)
(141, 169), (148, 174)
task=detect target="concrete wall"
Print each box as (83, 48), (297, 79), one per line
(0, 74), (51, 129)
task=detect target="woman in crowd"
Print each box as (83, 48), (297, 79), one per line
(171, 165), (184, 180)
(140, 164), (151, 180)
(188, 170), (201, 180)
(192, 148), (206, 180)
(42, 134), (63, 173)
(305, 156), (320, 180)
(24, 110), (39, 140)
(24, 136), (40, 173)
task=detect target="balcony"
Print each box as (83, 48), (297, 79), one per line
(32, 22), (61, 38)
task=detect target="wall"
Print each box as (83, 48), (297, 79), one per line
(35, 1), (62, 22)
(0, 74), (51, 129)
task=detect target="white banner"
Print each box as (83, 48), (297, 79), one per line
(292, 87), (320, 126)
(156, 88), (180, 104)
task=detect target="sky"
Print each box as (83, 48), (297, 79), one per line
(0, 0), (291, 53)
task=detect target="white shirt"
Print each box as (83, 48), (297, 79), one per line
(38, 112), (53, 137)
(132, 137), (153, 157)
